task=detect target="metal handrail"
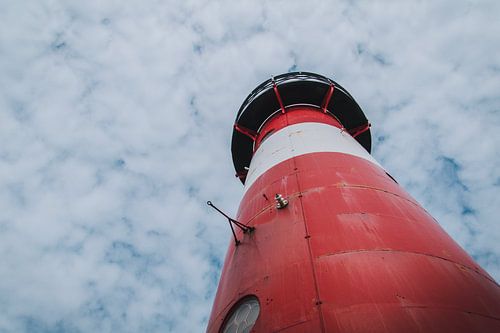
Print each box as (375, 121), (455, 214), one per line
(236, 72), (354, 123)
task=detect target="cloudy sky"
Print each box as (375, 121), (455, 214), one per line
(0, 1), (499, 332)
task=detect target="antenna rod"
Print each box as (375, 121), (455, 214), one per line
(207, 201), (254, 246)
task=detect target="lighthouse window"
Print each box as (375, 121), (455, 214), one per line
(221, 296), (260, 333)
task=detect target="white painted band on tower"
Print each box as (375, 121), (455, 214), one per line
(244, 122), (382, 192)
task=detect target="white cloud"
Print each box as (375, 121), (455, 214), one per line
(0, 0), (498, 331)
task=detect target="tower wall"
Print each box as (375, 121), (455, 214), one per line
(207, 81), (500, 333)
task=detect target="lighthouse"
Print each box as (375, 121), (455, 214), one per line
(207, 72), (500, 332)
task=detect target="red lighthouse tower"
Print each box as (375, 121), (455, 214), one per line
(207, 72), (500, 332)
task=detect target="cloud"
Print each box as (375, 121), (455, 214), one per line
(0, 0), (498, 331)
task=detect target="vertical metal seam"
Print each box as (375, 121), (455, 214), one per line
(291, 159), (326, 332)
(286, 112), (326, 332)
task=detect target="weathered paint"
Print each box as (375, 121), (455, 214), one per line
(207, 104), (500, 332)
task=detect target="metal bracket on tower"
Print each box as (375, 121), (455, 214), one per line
(207, 201), (255, 246)
(275, 194), (289, 209)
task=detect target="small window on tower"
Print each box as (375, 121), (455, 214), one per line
(221, 296), (260, 333)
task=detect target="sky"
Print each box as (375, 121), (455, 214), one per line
(0, 0), (499, 332)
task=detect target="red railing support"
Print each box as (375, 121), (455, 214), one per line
(348, 122), (371, 138)
(272, 81), (286, 114)
(321, 83), (335, 113)
(234, 123), (258, 141)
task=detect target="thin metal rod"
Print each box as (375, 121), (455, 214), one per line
(207, 201), (232, 220)
(207, 201), (255, 246)
(227, 218), (240, 246)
